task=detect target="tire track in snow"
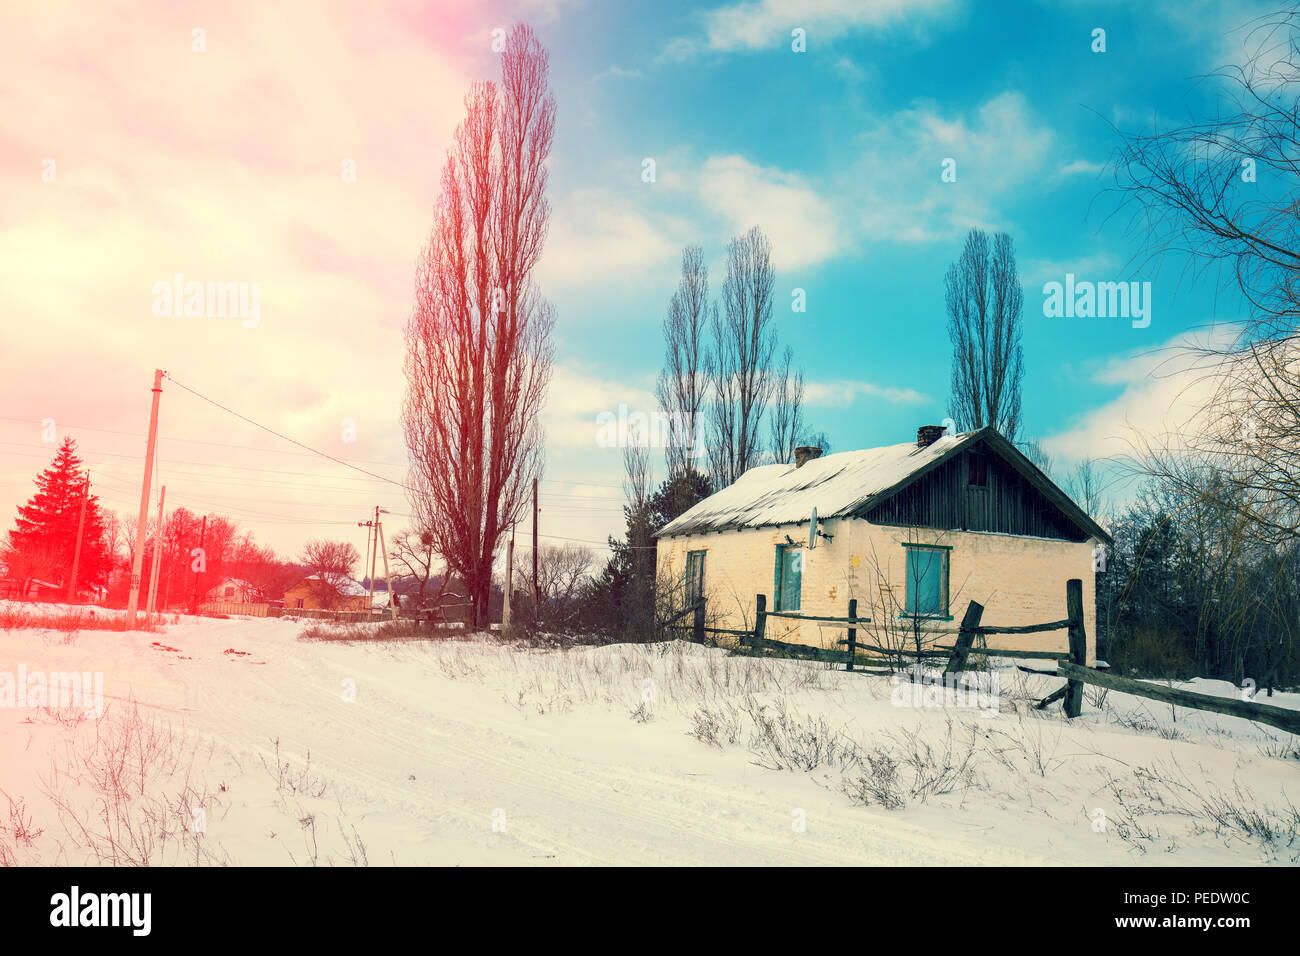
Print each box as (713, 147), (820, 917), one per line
(173, 640), (1043, 865)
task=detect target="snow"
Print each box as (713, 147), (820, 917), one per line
(659, 432), (979, 537)
(1, 609), (1298, 865)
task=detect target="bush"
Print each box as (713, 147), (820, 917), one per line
(1109, 627), (1197, 680)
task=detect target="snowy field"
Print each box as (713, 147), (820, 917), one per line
(1, 603), (1298, 866)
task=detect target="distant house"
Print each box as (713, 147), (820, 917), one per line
(282, 574), (371, 612)
(656, 426), (1110, 661)
(205, 578), (260, 604)
(0, 578), (60, 602)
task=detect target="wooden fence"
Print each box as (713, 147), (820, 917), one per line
(698, 578), (1300, 736)
(199, 601), (269, 617)
(659, 599), (755, 645)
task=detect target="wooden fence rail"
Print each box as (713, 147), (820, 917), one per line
(717, 578), (1300, 736)
(1056, 661), (1300, 736)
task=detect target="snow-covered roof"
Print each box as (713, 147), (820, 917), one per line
(659, 431), (981, 537)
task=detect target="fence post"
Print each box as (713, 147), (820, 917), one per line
(1064, 578), (1086, 718)
(754, 594), (767, 643)
(943, 600), (985, 676)
(692, 599), (705, 644)
(846, 598), (858, 672)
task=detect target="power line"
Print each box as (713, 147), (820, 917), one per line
(161, 374), (407, 488)
(0, 440), (397, 484)
(0, 415), (411, 469)
(0, 420), (625, 493)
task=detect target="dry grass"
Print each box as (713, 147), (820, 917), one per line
(298, 618), (469, 643)
(0, 605), (170, 635)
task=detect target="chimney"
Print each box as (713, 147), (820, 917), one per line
(794, 445), (823, 468)
(916, 424), (945, 448)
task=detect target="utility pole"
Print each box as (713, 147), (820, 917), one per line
(127, 369), (163, 629)
(370, 505), (380, 606)
(65, 473), (89, 604)
(189, 514), (207, 615)
(145, 485), (166, 622)
(363, 515), (374, 596)
(376, 515), (395, 620)
(532, 476), (539, 616)
(358, 515), (373, 613)
(359, 507), (389, 617)
(503, 525), (514, 632)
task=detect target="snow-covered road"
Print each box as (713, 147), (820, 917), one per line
(2, 611), (1297, 865)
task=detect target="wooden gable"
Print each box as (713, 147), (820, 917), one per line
(859, 437), (1093, 542)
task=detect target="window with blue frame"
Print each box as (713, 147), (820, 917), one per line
(903, 545), (949, 618)
(774, 544), (802, 612)
(685, 550), (706, 603)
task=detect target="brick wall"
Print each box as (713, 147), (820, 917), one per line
(658, 516), (1097, 662)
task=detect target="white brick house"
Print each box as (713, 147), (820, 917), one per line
(656, 426), (1110, 661)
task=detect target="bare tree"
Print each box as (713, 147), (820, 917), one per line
(768, 346), (805, 465)
(1108, 8), (1300, 542)
(389, 527), (442, 605)
(299, 539), (360, 610)
(622, 423), (656, 633)
(403, 25), (556, 627)
(657, 245), (714, 479)
(708, 226), (777, 485)
(1066, 458), (1105, 518)
(238, 544), (297, 603)
(802, 431), (831, 455)
(1020, 437), (1054, 478)
(1, 533), (59, 594)
(513, 543), (595, 612)
(945, 228), (1024, 440)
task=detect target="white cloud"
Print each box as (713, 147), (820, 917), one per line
(542, 365), (660, 452)
(593, 66), (645, 81)
(696, 155), (843, 270)
(1020, 253), (1120, 289)
(842, 91), (1057, 244)
(1059, 159), (1105, 177)
(804, 379), (930, 407)
(545, 90), (1058, 288)
(665, 0), (957, 57)
(1040, 325), (1241, 464)
(539, 187), (686, 288)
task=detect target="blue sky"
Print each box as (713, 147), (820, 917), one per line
(525, 0), (1265, 508)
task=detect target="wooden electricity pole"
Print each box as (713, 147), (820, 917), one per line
(65, 473), (89, 604)
(368, 505), (380, 608)
(145, 484), (166, 622)
(126, 369), (164, 629)
(376, 516), (395, 620)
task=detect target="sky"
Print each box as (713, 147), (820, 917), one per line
(0, 0), (1274, 563)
